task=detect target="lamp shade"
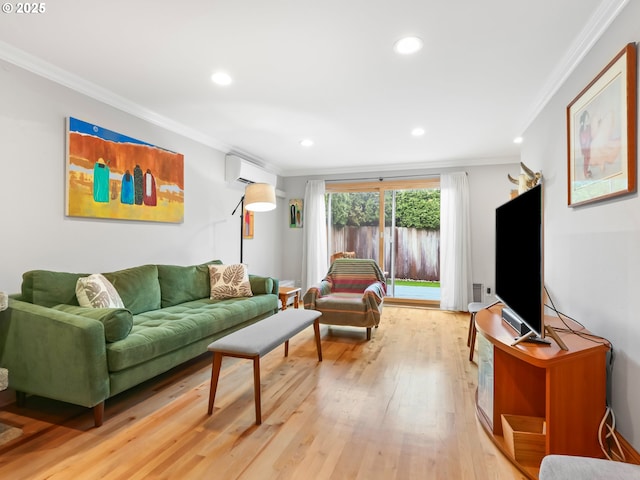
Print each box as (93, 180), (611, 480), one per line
(244, 183), (276, 212)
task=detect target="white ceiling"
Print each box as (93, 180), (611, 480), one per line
(0, 0), (626, 176)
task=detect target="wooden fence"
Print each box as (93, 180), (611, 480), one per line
(330, 226), (440, 281)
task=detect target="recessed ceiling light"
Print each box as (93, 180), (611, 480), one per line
(411, 127), (425, 137)
(211, 71), (232, 86)
(394, 36), (423, 55)
(300, 139), (314, 147)
(513, 136), (524, 144)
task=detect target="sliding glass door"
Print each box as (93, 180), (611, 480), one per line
(326, 191), (381, 264)
(384, 188), (440, 301)
(326, 179), (440, 304)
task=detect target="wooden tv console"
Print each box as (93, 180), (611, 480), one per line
(475, 304), (609, 479)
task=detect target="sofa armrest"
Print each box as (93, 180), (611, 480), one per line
(249, 275), (279, 295)
(303, 280), (332, 308)
(0, 298), (110, 408)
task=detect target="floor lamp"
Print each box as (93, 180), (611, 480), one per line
(231, 183), (277, 263)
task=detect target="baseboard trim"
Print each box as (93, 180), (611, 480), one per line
(384, 297), (439, 308)
(618, 431), (640, 465)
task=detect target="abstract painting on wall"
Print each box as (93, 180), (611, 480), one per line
(66, 117), (184, 223)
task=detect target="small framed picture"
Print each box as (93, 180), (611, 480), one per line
(242, 208), (254, 239)
(289, 199), (303, 228)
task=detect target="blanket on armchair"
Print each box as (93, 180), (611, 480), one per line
(304, 259), (386, 338)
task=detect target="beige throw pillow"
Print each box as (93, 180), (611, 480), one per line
(208, 264), (253, 300)
(76, 273), (125, 308)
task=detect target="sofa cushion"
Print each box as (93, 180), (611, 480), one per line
(103, 265), (161, 315)
(22, 270), (86, 307)
(76, 273), (125, 308)
(208, 264), (253, 299)
(52, 304), (133, 342)
(105, 294), (278, 372)
(157, 262), (214, 308)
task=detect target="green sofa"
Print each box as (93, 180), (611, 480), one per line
(0, 261), (278, 427)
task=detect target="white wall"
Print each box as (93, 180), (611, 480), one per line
(0, 59), (282, 294)
(280, 164), (518, 294)
(522, 1), (640, 448)
(467, 164), (520, 303)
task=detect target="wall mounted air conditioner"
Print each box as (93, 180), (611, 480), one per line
(225, 154), (277, 186)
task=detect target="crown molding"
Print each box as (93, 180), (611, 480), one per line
(283, 155), (520, 178)
(0, 0), (628, 177)
(517, 0), (629, 134)
(0, 40), (232, 153)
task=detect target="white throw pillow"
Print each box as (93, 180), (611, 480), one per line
(208, 264), (253, 300)
(76, 273), (125, 308)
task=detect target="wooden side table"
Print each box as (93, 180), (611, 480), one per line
(278, 287), (301, 310)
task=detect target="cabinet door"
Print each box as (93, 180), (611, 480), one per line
(477, 334), (494, 428)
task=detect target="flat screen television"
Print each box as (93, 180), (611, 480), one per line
(495, 183), (545, 341)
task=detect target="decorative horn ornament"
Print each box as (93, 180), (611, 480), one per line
(508, 174), (520, 186)
(507, 162), (542, 194)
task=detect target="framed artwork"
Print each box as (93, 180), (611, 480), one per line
(289, 199), (303, 228)
(567, 43), (637, 207)
(66, 117), (185, 222)
(243, 207), (254, 239)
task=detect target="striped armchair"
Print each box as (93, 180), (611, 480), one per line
(303, 258), (386, 340)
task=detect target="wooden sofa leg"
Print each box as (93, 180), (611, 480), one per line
(93, 402), (104, 428)
(366, 327), (371, 340)
(16, 391), (26, 407)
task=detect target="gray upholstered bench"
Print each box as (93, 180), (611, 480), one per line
(207, 308), (322, 424)
(539, 454), (640, 479)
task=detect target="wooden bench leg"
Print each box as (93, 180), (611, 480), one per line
(253, 356), (261, 425)
(93, 402), (104, 428)
(366, 327), (372, 340)
(207, 352), (223, 415)
(314, 319), (323, 362)
(284, 339), (289, 357)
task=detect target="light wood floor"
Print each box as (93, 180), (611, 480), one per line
(0, 307), (525, 479)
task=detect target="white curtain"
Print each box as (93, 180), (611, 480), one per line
(301, 180), (328, 291)
(440, 172), (473, 311)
